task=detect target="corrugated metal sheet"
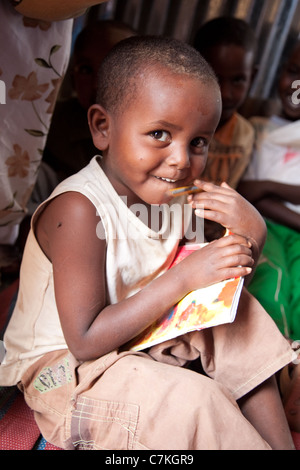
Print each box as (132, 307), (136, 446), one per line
(87, 0), (300, 99)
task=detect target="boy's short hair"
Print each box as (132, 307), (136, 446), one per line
(194, 16), (257, 57)
(96, 35), (218, 114)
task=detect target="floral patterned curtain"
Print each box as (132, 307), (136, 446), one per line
(0, 2), (73, 243)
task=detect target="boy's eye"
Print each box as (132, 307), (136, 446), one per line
(150, 130), (170, 142)
(191, 137), (207, 149)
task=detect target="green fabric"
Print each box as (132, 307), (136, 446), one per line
(248, 219), (300, 340)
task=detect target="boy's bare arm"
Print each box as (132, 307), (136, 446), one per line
(36, 192), (254, 362)
(13, 0), (108, 21)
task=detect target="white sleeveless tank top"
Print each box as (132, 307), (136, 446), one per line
(0, 156), (191, 385)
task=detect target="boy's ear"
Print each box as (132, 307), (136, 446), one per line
(88, 104), (110, 151)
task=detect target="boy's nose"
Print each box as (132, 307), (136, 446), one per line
(166, 147), (190, 169)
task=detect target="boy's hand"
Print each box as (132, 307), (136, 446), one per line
(177, 233), (253, 291)
(188, 180), (267, 273)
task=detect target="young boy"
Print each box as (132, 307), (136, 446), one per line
(194, 17), (257, 189)
(0, 36), (295, 450)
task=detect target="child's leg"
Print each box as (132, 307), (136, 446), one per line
(238, 375), (295, 450)
(70, 353), (271, 450)
(21, 349), (271, 450)
(150, 288), (295, 448)
(280, 360), (300, 433)
(151, 289), (293, 398)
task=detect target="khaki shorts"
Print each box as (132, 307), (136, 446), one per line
(20, 289), (293, 450)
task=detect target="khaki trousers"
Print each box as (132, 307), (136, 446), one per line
(20, 290), (293, 450)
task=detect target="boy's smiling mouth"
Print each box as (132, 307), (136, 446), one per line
(154, 176), (177, 183)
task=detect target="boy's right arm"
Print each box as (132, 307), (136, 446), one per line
(36, 192), (253, 362)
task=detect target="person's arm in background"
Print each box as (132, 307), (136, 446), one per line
(255, 197), (300, 232)
(11, 0), (109, 21)
(238, 180), (300, 231)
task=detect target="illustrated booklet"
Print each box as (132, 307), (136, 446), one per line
(127, 238), (244, 352)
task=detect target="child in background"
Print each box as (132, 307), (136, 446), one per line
(238, 41), (300, 433)
(0, 36), (295, 450)
(43, 20), (136, 181)
(21, 20), (137, 260)
(238, 41), (300, 342)
(194, 17), (257, 189)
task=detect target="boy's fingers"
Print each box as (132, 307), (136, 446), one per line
(195, 207), (226, 225)
(190, 182), (235, 206)
(194, 179), (231, 193)
(209, 233), (251, 248)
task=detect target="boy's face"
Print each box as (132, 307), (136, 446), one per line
(92, 70), (221, 206)
(204, 44), (254, 125)
(278, 44), (300, 121)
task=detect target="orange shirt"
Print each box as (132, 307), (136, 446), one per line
(202, 113), (254, 188)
